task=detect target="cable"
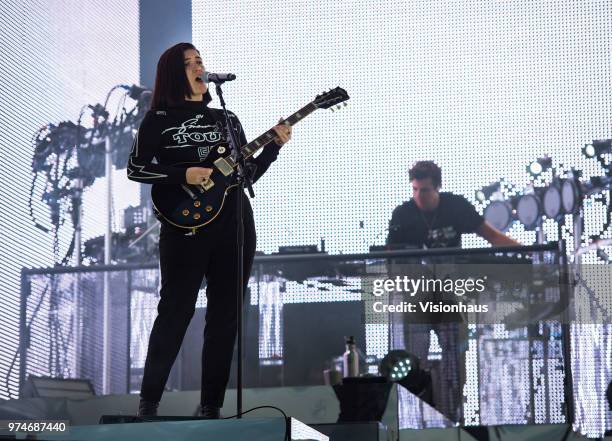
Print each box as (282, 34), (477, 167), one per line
(29, 126), (54, 233)
(28, 171), (50, 233)
(113, 91), (128, 125)
(60, 232), (75, 266)
(220, 405), (290, 441)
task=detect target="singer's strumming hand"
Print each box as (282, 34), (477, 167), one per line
(186, 167), (214, 185)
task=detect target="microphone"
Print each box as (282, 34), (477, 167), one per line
(198, 72), (236, 84)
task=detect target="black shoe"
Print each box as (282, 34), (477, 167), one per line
(137, 398), (159, 417)
(198, 404), (220, 419)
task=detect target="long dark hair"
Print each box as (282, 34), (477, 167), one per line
(151, 42), (198, 110)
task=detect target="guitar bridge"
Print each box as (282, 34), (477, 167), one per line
(200, 178), (214, 191)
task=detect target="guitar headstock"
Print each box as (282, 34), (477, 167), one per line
(313, 87), (350, 110)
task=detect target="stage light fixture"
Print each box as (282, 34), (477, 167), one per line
(583, 139), (612, 158)
(542, 181), (562, 219)
(475, 182), (501, 202)
(484, 199), (514, 232)
(379, 350), (432, 405)
(379, 350), (418, 381)
(561, 178), (581, 214)
(526, 156), (553, 177)
(583, 144), (596, 158)
(516, 193), (542, 229)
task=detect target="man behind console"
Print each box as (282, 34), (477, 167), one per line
(386, 160), (519, 423)
(387, 161), (518, 249)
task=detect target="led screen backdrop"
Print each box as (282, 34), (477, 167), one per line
(193, 0), (611, 255)
(193, 0), (611, 435)
(0, 0), (140, 399)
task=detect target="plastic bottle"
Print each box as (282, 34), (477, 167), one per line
(343, 336), (359, 377)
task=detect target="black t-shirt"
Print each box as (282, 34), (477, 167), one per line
(127, 97), (280, 186)
(386, 193), (484, 248)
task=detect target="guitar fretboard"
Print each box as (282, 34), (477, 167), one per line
(223, 102), (318, 169)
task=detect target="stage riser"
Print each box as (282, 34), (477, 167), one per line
(18, 417), (328, 441)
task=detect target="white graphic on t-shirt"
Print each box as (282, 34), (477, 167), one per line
(161, 115), (222, 144)
(198, 146), (211, 160)
(127, 131), (168, 180)
(428, 226), (458, 247)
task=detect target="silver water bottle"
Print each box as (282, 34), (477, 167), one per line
(343, 336), (359, 377)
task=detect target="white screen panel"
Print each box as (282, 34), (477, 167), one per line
(0, 0), (139, 399)
(193, 0), (611, 434)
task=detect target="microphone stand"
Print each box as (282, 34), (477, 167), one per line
(214, 81), (253, 419)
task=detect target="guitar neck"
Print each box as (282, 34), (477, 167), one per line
(234, 102), (317, 163)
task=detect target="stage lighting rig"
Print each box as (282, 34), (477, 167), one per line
(125, 84), (149, 101)
(29, 83), (152, 265)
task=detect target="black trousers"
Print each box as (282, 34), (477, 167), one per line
(404, 322), (467, 423)
(140, 194), (256, 407)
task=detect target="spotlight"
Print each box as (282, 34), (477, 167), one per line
(583, 139), (612, 158)
(516, 193), (542, 230)
(379, 350), (418, 381)
(379, 350), (432, 404)
(561, 178), (581, 214)
(484, 200), (514, 232)
(542, 180), (562, 219)
(475, 182), (501, 202)
(582, 144), (596, 158)
(526, 155), (552, 177)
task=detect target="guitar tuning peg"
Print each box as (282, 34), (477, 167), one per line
(343, 102), (348, 107)
(336, 104), (341, 110)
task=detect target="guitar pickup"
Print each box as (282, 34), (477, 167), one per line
(213, 157), (234, 176)
(200, 178), (214, 191)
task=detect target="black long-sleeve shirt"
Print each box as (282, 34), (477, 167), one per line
(127, 98), (281, 186)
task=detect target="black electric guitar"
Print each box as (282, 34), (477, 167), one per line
(151, 87), (349, 232)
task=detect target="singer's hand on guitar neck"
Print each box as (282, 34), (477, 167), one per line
(186, 167), (214, 185)
(272, 117), (292, 145)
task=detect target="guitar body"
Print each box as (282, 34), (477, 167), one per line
(151, 163), (237, 231)
(150, 87), (349, 231)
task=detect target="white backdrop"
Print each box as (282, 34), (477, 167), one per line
(0, 0), (140, 399)
(193, 0), (612, 255)
(193, 0), (612, 434)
